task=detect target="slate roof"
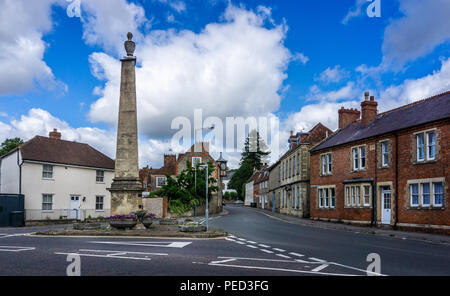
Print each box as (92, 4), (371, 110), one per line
(311, 91), (450, 152)
(15, 136), (115, 170)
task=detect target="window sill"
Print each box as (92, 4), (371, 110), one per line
(42, 178), (55, 181)
(42, 210), (54, 213)
(96, 182), (105, 184)
(408, 206), (443, 210)
(95, 210), (105, 212)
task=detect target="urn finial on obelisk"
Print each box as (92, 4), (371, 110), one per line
(108, 32), (144, 215)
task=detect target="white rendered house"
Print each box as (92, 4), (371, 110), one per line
(0, 129), (114, 221)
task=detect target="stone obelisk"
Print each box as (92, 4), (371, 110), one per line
(108, 32), (144, 215)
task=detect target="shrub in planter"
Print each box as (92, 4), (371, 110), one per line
(109, 214), (137, 230)
(142, 213), (156, 229)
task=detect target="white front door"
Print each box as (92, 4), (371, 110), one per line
(381, 190), (391, 225)
(70, 195), (81, 219)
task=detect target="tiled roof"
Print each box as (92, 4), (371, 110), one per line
(312, 91), (450, 152)
(17, 136), (115, 169)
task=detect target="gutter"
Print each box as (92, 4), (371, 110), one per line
(394, 132), (399, 229)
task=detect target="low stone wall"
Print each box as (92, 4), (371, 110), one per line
(143, 197), (168, 218)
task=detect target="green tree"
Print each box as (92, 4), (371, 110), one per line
(228, 130), (270, 199)
(151, 160), (218, 214)
(0, 138), (24, 157)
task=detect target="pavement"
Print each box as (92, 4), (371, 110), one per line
(0, 204), (448, 276)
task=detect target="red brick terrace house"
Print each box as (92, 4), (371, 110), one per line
(310, 91), (450, 234)
(140, 154), (177, 193)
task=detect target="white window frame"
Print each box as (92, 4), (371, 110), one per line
(96, 196), (104, 211)
(426, 131), (436, 161)
(421, 183), (430, 206)
(381, 141), (389, 167)
(359, 146), (366, 169)
(433, 182), (443, 207)
(346, 187), (350, 206)
(42, 194), (53, 212)
(96, 170), (105, 183)
(330, 188), (335, 209)
(356, 186), (361, 206)
(363, 185), (371, 206)
(156, 176), (167, 188)
(410, 184), (419, 207)
(324, 188), (329, 208)
(192, 157), (202, 168)
(416, 133), (425, 162)
(318, 189), (324, 208)
(42, 164), (54, 179)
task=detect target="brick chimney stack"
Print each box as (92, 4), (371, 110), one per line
(361, 92), (378, 125)
(164, 154), (176, 167)
(338, 107), (360, 129)
(49, 128), (61, 140)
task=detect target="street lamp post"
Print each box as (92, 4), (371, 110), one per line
(199, 164), (209, 231)
(194, 125), (214, 202)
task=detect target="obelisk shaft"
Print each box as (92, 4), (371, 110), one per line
(108, 33), (143, 215)
(115, 57), (139, 179)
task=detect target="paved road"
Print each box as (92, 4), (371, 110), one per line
(0, 205), (448, 276)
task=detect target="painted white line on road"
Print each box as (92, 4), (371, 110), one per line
(80, 249), (167, 256)
(237, 238), (247, 241)
(276, 254), (291, 259)
(0, 233), (34, 239)
(235, 241), (246, 245)
(258, 244), (270, 248)
(289, 252), (304, 257)
(216, 256), (308, 263)
(208, 262), (357, 276)
(0, 246), (35, 252)
(246, 245), (258, 249)
(210, 258), (237, 264)
(273, 248), (286, 252)
(247, 241), (257, 244)
(88, 241), (192, 248)
(309, 257), (326, 263)
(311, 264), (329, 272)
(55, 252), (154, 261)
(228, 235), (236, 238)
(260, 249), (274, 254)
(225, 238), (236, 242)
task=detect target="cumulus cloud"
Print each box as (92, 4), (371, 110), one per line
(80, 0), (149, 55)
(342, 0), (366, 25)
(381, 0), (450, 69)
(88, 4), (293, 140)
(315, 65), (349, 84)
(285, 58), (450, 132)
(0, 0), (64, 96)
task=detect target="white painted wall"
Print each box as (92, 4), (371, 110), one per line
(21, 161), (114, 220)
(0, 151), (20, 194)
(245, 181), (254, 206)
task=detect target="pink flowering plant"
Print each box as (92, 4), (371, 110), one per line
(109, 214), (137, 221)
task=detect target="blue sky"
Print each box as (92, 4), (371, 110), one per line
(0, 0), (449, 168)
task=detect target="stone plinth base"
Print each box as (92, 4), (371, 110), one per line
(108, 178), (143, 215)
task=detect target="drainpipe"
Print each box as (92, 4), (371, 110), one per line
(394, 133), (399, 229)
(372, 140), (377, 227)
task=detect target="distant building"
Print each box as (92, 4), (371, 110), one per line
(140, 154), (177, 193)
(222, 171), (237, 194)
(254, 166), (269, 209)
(0, 129), (114, 221)
(310, 91), (450, 233)
(269, 123), (332, 218)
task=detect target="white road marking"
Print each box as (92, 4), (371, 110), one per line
(228, 235), (236, 238)
(246, 241), (257, 244)
(225, 238), (235, 242)
(88, 241), (192, 248)
(210, 258), (237, 264)
(237, 238), (247, 241)
(309, 257), (326, 263)
(0, 246), (35, 252)
(246, 245), (258, 249)
(276, 254), (291, 259)
(0, 233), (33, 239)
(235, 241), (246, 245)
(311, 264), (329, 272)
(258, 244), (270, 248)
(289, 252), (304, 257)
(55, 249), (167, 261)
(260, 249), (274, 254)
(273, 248), (286, 252)
(209, 262), (357, 276)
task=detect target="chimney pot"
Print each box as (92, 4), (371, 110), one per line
(365, 91), (370, 101)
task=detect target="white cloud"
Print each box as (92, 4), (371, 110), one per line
(292, 53), (309, 65)
(342, 0), (366, 25)
(157, 0), (186, 13)
(284, 57), (450, 133)
(88, 4), (293, 140)
(381, 0), (450, 69)
(315, 65), (349, 84)
(0, 0), (64, 96)
(80, 0), (149, 55)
